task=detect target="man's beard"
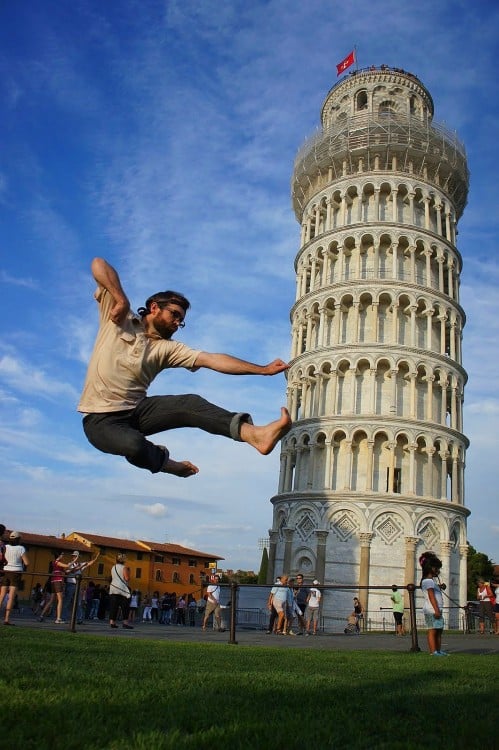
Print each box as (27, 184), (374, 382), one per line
(153, 320), (174, 339)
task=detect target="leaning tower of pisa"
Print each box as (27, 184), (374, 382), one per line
(269, 65), (470, 627)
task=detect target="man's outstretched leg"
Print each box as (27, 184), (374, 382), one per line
(163, 407), (291, 474)
(83, 398), (292, 476)
(239, 407), (292, 455)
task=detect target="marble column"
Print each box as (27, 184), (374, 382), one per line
(404, 536), (419, 608)
(315, 530), (329, 583)
(267, 530), (279, 584)
(283, 527), (295, 573)
(439, 541), (452, 620)
(359, 532), (374, 613)
(459, 544), (469, 618)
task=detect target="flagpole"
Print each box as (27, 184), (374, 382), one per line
(354, 45), (358, 71)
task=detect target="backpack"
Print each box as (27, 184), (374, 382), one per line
(487, 585), (496, 606)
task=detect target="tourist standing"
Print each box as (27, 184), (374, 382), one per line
(109, 553), (133, 630)
(390, 585), (406, 635)
(0, 532), (29, 625)
(420, 551), (447, 656)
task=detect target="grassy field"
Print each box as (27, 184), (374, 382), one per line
(1, 628), (496, 750)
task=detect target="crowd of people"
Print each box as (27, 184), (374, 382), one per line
(265, 575), (367, 636)
(1, 527), (498, 648)
(33, 575), (205, 628)
(0, 529), (208, 630)
(266, 574), (324, 636)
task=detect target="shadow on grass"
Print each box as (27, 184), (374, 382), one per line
(3, 630), (496, 749)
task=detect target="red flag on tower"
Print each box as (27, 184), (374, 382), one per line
(336, 49), (355, 76)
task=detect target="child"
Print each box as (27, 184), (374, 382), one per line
(419, 551), (448, 656)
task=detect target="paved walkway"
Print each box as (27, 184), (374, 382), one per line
(8, 611), (499, 654)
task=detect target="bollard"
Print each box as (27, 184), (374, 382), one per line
(229, 580), (238, 644)
(407, 583), (420, 652)
(70, 575), (82, 633)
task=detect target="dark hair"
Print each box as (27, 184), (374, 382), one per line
(419, 550), (442, 579)
(137, 291), (191, 317)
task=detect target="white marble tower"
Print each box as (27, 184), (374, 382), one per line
(269, 65), (470, 627)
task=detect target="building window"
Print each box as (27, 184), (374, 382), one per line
(173, 572), (180, 583)
(393, 468), (402, 493)
(189, 574), (195, 584)
(137, 552), (143, 560)
(386, 468), (402, 493)
(154, 555), (164, 563)
(188, 559), (197, 567)
(155, 570), (162, 582)
(356, 90), (368, 111)
(98, 563), (104, 575)
(172, 557), (180, 566)
(204, 561), (211, 569)
(136, 568), (142, 579)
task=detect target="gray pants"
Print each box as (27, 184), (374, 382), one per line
(83, 394), (251, 473)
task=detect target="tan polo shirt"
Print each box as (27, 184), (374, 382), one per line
(78, 286), (201, 413)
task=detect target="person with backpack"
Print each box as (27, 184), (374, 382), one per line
(109, 553), (134, 630)
(477, 579), (495, 635)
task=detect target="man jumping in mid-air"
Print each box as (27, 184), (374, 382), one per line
(78, 257), (292, 478)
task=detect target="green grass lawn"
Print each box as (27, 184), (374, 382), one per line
(1, 628), (496, 750)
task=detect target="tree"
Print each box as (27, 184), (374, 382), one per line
(258, 546), (269, 585)
(467, 544), (494, 600)
(232, 570), (258, 584)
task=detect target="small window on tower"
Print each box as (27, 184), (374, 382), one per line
(356, 90), (368, 111)
(386, 467), (402, 493)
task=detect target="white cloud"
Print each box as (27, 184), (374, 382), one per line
(466, 400), (499, 416)
(0, 269), (38, 288)
(134, 502), (169, 518)
(0, 353), (79, 401)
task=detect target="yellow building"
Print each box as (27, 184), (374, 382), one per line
(66, 531), (223, 599)
(2, 530), (92, 602)
(3, 529), (223, 604)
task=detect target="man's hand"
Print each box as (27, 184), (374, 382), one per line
(261, 359), (290, 376)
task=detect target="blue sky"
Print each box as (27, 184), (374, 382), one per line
(1, 0), (498, 570)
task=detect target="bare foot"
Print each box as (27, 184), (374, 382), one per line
(240, 407), (292, 455)
(164, 459), (199, 478)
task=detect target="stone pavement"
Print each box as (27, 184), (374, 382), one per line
(7, 610), (499, 655)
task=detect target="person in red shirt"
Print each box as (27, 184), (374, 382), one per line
(39, 552), (73, 624)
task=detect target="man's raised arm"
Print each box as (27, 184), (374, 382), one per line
(91, 257), (130, 325)
(194, 352), (289, 376)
